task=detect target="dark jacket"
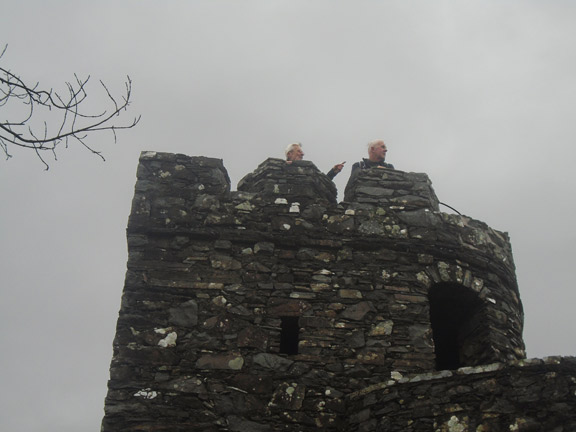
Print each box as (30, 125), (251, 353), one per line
(350, 158), (394, 173)
(326, 167), (339, 180)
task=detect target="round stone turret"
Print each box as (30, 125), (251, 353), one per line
(99, 152), (576, 432)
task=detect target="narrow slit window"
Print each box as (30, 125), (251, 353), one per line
(279, 317), (300, 355)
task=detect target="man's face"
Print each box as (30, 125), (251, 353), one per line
(287, 146), (304, 161)
(370, 141), (388, 161)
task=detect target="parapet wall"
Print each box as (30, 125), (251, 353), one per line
(101, 152), (546, 432)
(344, 164), (440, 210)
(237, 158), (337, 206)
(347, 356), (576, 431)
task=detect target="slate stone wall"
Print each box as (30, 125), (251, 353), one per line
(237, 158), (337, 206)
(344, 165), (440, 210)
(347, 356), (576, 432)
(99, 151), (570, 432)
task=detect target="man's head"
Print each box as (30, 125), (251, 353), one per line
(367, 140), (388, 162)
(285, 143), (304, 161)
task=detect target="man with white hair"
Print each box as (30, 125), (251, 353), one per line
(285, 143), (305, 162)
(350, 140), (394, 172)
(285, 142), (345, 180)
(344, 140), (395, 201)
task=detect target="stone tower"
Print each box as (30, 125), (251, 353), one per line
(102, 152), (576, 431)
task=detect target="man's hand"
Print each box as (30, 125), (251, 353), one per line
(332, 161), (346, 174)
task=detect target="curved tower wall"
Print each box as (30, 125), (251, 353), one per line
(102, 152), (528, 431)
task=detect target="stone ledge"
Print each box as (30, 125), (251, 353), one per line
(348, 356), (576, 400)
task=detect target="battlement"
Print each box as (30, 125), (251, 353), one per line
(102, 152), (575, 431)
(238, 157), (337, 205)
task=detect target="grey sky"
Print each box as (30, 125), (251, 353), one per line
(1, 1), (575, 431)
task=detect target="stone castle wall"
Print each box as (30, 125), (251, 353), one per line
(101, 152), (574, 431)
(348, 357), (576, 431)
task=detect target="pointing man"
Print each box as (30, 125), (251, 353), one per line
(285, 142), (345, 180)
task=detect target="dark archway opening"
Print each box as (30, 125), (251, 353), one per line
(429, 283), (484, 370)
(279, 317), (300, 355)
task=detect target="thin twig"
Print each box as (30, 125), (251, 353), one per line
(0, 44), (139, 168)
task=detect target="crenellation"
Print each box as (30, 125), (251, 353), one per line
(102, 152), (575, 431)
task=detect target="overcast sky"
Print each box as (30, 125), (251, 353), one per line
(2, 1), (576, 431)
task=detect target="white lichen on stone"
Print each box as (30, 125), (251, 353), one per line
(274, 198), (288, 205)
(472, 278), (484, 292)
(219, 319), (230, 328)
(311, 283), (330, 292)
(282, 224), (291, 230)
(455, 265), (464, 283)
(417, 271), (430, 286)
(227, 386), (248, 394)
(134, 388), (158, 399)
(159, 170), (171, 178)
(391, 371), (403, 381)
(140, 151), (157, 158)
(227, 356), (244, 370)
(409, 370), (452, 383)
(458, 362), (503, 375)
(212, 296), (227, 307)
(345, 209), (355, 215)
(369, 320), (394, 336)
(157, 331), (177, 348)
(385, 224), (407, 237)
(514, 357), (542, 367)
(289, 202), (300, 213)
(316, 269), (333, 275)
(235, 201), (254, 211)
(438, 261), (451, 281)
(509, 418), (529, 431)
(446, 415), (467, 432)
(381, 270), (392, 281)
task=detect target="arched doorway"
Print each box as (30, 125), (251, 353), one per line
(429, 282), (486, 370)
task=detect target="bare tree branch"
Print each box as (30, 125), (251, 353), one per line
(0, 44), (140, 169)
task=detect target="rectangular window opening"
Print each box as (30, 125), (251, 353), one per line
(279, 316), (300, 355)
